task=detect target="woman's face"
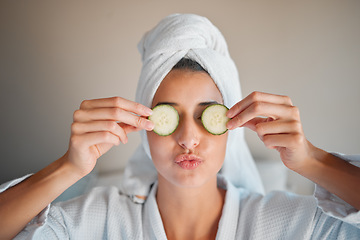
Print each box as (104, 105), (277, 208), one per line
(147, 69), (228, 188)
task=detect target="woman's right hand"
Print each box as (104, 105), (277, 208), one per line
(0, 96), (154, 240)
(64, 96), (154, 177)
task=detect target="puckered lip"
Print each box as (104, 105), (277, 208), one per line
(174, 154), (203, 163)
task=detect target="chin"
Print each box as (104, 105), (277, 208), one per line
(158, 168), (217, 189)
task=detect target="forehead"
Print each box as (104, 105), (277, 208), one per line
(152, 69), (223, 106)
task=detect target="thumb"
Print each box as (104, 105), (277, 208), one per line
(118, 123), (142, 135)
(242, 117), (269, 132)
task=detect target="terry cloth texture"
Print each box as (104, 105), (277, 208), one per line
(1, 172), (359, 239)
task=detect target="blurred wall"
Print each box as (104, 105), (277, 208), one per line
(1, 0), (359, 183)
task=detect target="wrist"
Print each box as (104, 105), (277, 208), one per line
(296, 148), (360, 210)
(290, 143), (326, 179)
(58, 152), (90, 180)
(293, 146), (347, 187)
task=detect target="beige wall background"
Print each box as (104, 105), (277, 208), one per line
(1, 0), (359, 184)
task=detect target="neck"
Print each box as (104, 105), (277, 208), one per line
(156, 175), (226, 240)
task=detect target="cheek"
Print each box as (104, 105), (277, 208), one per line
(212, 134), (228, 169)
(202, 133), (228, 160)
(147, 132), (174, 162)
(215, 134), (228, 157)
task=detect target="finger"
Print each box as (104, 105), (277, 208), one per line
(227, 91), (293, 119)
(80, 97), (153, 117)
(71, 121), (128, 143)
(119, 123), (142, 134)
(262, 133), (304, 150)
(73, 108), (154, 131)
(251, 120), (303, 138)
(227, 102), (298, 130)
(70, 132), (122, 151)
(240, 117), (268, 131)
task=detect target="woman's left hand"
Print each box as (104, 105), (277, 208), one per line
(226, 91), (315, 171)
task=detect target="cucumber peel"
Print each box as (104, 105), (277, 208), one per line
(149, 103), (229, 136)
(201, 104), (229, 135)
(149, 104), (179, 136)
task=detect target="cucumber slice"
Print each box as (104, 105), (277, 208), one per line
(201, 104), (230, 135)
(149, 104), (179, 136)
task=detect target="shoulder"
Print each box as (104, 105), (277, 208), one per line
(220, 174), (317, 211)
(51, 186), (143, 232)
(225, 184), (317, 239)
(218, 176), (320, 238)
(54, 186), (130, 207)
(232, 187), (318, 238)
(27, 186), (145, 239)
(232, 186), (318, 217)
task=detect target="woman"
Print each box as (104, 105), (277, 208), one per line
(0, 14), (359, 239)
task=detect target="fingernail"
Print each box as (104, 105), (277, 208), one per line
(145, 108), (153, 116)
(226, 110), (234, 119)
(146, 120), (155, 131)
(226, 121), (234, 130)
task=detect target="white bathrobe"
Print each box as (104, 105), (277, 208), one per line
(1, 165), (359, 239)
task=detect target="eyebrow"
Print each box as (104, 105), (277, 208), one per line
(154, 101), (220, 107)
(155, 102), (179, 107)
(198, 101), (220, 106)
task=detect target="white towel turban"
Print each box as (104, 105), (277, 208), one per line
(120, 14), (264, 202)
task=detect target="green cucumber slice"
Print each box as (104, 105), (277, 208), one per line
(149, 104), (179, 136)
(201, 104), (229, 135)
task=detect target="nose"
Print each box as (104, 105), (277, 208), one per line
(175, 116), (200, 151)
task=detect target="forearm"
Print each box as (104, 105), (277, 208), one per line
(0, 155), (83, 239)
(298, 147), (360, 210)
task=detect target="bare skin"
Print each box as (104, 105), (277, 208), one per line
(148, 70), (228, 239)
(0, 69), (359, 239)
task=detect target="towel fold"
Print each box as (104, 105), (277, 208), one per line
(120, 14), (264, 201)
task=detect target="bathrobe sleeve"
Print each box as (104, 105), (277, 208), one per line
(0, 175), (145, 239)
(236, 190), (359, 239)
(302, 153), (360, 239)
(233, 153), (360, 239)
(296, 153), (360, 239)
(0, 174), (56, 239)
(313, 153), (360, 227)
